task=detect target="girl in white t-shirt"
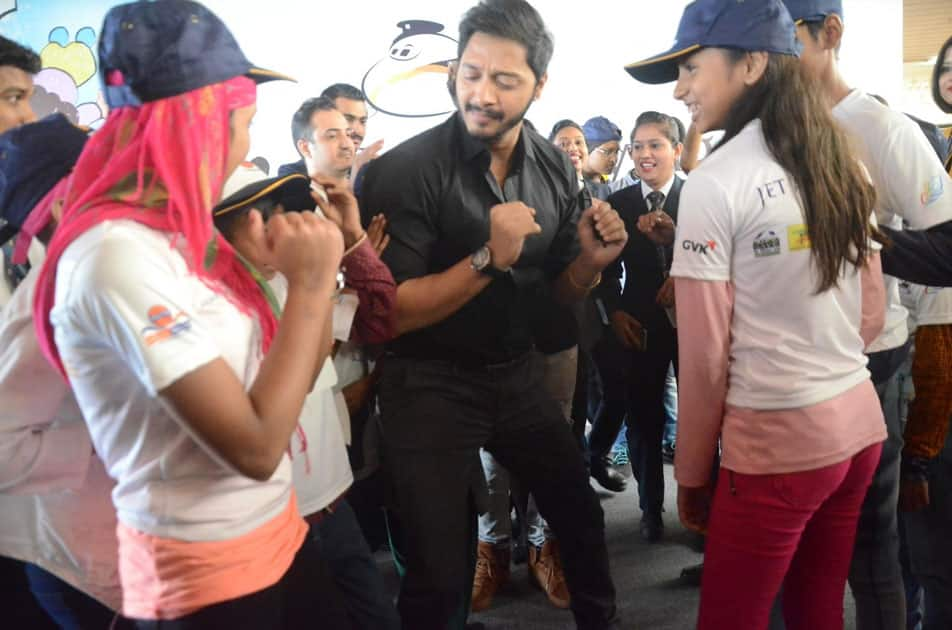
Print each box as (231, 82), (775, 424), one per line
(31, 2), (352, 628)
(626, 1), (887, 628)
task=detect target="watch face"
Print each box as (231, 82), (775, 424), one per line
(472, 246), (490, 270)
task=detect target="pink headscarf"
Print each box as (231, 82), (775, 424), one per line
(33, 76), (277, 377)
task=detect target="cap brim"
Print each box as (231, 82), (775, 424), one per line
(214, 173), (308, 217)
(246, 66), (297, 84)
(624, 43), (700, 84)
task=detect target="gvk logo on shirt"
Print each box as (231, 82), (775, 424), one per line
(141, 305), (191, 346)
(682, 239), (717, 255)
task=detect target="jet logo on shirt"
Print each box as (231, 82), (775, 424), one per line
(141, 304), (191, 346)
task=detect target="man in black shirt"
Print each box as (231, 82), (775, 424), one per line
(359, 1), (625, 628)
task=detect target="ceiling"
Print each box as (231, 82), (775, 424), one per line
(904, 0), (952, 63)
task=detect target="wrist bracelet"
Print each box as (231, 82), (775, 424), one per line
(568, 268), (601, 290)
(343, 231), (367, 257)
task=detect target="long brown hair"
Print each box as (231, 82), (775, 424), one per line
(714, 51), (878, 293)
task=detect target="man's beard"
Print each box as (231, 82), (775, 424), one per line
(462, 100), (533, 145)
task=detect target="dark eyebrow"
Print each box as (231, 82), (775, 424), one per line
(460, 63), (522, 80)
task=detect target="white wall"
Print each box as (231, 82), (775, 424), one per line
(201, 0), (905, 172)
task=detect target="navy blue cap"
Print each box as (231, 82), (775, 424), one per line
(626, 0), (800, 84)
(582, 116), (622, 145)
(0, 114), (88, 246)
(99, 0), (293, 108)
(782, 0), (842, 24)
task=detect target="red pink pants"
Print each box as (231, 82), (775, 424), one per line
(698, 443), (882, 630)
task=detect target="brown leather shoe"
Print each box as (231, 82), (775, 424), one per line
(528, 540), (570, 609)
(471, 541), (510, 612)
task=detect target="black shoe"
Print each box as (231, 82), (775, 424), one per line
(662, 442), (675, 464)
(590, 457), (627, 492)
(679, 562), (703, 586)
(640, 512), (663, 542)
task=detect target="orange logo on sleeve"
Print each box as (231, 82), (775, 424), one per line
(141, 305), (191, 346)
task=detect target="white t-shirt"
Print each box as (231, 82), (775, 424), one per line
(832, 89), (952, 353)
(267, 275), (353, 518)
(671, 119), (872, 410)
(915, 286), (952, 327)
(0, 268), (120, 610)
(50, 220), (292, 542)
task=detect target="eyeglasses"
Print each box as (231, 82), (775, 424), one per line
(593, 146), (621, 159)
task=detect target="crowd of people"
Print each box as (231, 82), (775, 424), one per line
(1, 0), (951, 629)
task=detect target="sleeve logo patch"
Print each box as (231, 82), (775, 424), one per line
(921, 175), (944, 207)
(753, 230), (781, 257)
(141, 305), (191, 346)
(787, 224), (811, 251)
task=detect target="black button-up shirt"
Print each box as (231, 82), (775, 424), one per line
(360, 113), (581, 365)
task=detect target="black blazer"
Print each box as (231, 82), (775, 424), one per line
(596, 177), (684, 332)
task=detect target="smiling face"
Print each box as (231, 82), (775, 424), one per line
(552, 125), (588, 174)
(454, 31), (545, 145)
(673, 48), (751, 133)
(631, 123), (681, 189)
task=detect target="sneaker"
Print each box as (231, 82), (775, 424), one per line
(471, 541), (510, 612)
(662, 442), (675, 464)
(528, 540), (571, 609)
(610, 444), (629, 466)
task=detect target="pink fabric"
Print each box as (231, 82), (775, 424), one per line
(674, 276), (886, 487)
(673, 278), (732, 488)
(698, 444), (881, 630)
(33, 77), (277, 377)
(12, 177), (70, 264)
(860, 253), (886, 348)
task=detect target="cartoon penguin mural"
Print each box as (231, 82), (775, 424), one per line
(361, 20), (457, 119)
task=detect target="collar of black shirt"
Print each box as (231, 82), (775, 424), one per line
(455, 111), (537, 175)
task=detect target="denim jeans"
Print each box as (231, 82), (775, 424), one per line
(24, 562), (126, 630)
(309, 499), (401, 630)
(662, 363), (678, 448)
(849, 342), (911, 630)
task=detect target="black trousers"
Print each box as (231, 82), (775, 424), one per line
(132, 534), (352, 630)
(378, 352), (619, 630)
(589, 322), (677, 515)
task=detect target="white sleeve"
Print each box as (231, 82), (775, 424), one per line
(670, 171), (734, 282)
(879, 122), (952, 230)
(0, 272), (92, 494)
(59, 232), (222, 396)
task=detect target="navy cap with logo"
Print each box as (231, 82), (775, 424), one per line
(0, 114), (88, 246)
(625, 0), (801, 84)
(782, 0), (843, 25)
(99, 0), (293, 108)
(582, 116), (623, 146)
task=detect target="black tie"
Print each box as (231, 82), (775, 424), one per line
(646, 191), (668, 278)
